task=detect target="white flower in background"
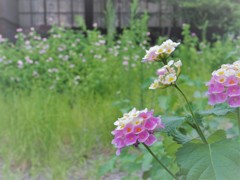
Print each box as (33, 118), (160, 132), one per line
(0, 35), (6, 43)
(93, 22), (98, 28)
(30, 27), (35, 31)
(69, 64), (75, 68)
(32, 71), (39, 77)
(17, 60), (23, 69)
(25, 56), (33, 64)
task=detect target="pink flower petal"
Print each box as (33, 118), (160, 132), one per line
(227, 85), (240, 97)
(144, 119), (157, 130)
(112, 138), (125, 148)
(116, 148), (121, 156)
(144, 134), (157, 146)
(225, 76), (239, 87)
(111, 130), (124, 138)
(216, 92), (228, 103)
(139, 111), (153, 119)
(123, 123), (134, 134)
(125, 133), (137, 146)
(228, 96), (240, 107)
(208, 82), (225, 94)
(133, 125), (144, 134)
(138, 130), (149, 142)
(208, 94), (217, 105)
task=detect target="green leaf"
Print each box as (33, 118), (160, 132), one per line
(98, 156), (117, 176)
(171, 130), (193, 144)
(176, 139), (240, 180)
(163, 136), (182, 157)
(199, 104), (234, 116)
(161, 116), (186, 133)
(207, 130), (226, 144)
(141, 153), (153, 171)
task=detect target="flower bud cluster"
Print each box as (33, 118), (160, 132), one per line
(149, 60), (182, 89)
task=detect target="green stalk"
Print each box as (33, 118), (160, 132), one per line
(237, 107), (240, 135)
(173, 84), (208, 144)
(143, 144), (176, 179)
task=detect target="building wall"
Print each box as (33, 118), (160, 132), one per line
(18, 0), (85, 28)
(0, 0), (181, 40)
(0, 0), (18, 41)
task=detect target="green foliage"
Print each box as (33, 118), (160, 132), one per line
(176, 136), (240, 180)
(179, 0), (240, 36)
(161, 116), (186, 134)
(199, 104), (235, 116)
(104, 0), (116, 44)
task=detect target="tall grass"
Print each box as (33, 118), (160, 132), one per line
(0, 89), (120, 178)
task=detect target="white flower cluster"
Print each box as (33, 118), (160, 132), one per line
(149, 60), (182, 89)
(113, 108), (147, 130)
(211, 60), (240, 78)
(143, 39), (180, 62)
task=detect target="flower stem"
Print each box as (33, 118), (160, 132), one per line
(173, 84), (208, 144)
(143, 144), (176, 179)
(237, 107), (240, 135)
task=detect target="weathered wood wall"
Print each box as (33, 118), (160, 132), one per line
(18, 0), (85, 27)
(17, 0), (180, 28)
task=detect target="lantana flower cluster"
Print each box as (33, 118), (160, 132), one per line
(142, 39), (180, 63)
(111, 108), (164, 155)
(149, 60), (182, 89)
(207, 60), (240, 107)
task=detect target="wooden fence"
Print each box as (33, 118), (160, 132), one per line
(17, 0), (181, 28)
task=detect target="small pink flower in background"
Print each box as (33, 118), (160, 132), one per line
(207, 60), (240, 107)
(17, 60), (23, 69)
(112, 108), (164, 156)
(16, 28), (23, 32)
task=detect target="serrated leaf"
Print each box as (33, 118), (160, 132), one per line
(163, 136), (182, 157)
(142, 153), (153, 171)
(161, 116), (186, 133)
(98, 156), (117, 176)
(199, 105), (234, 116)
(171, 130), (193, 144)
(207, 130), (226, 144)
(176, 139), (240, 180)
(158, 96), (171, 111)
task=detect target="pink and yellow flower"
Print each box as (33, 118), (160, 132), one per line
(142, 39), (180, 63)
(207, 60), (240, 107)
(111, 108), (164, 156)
